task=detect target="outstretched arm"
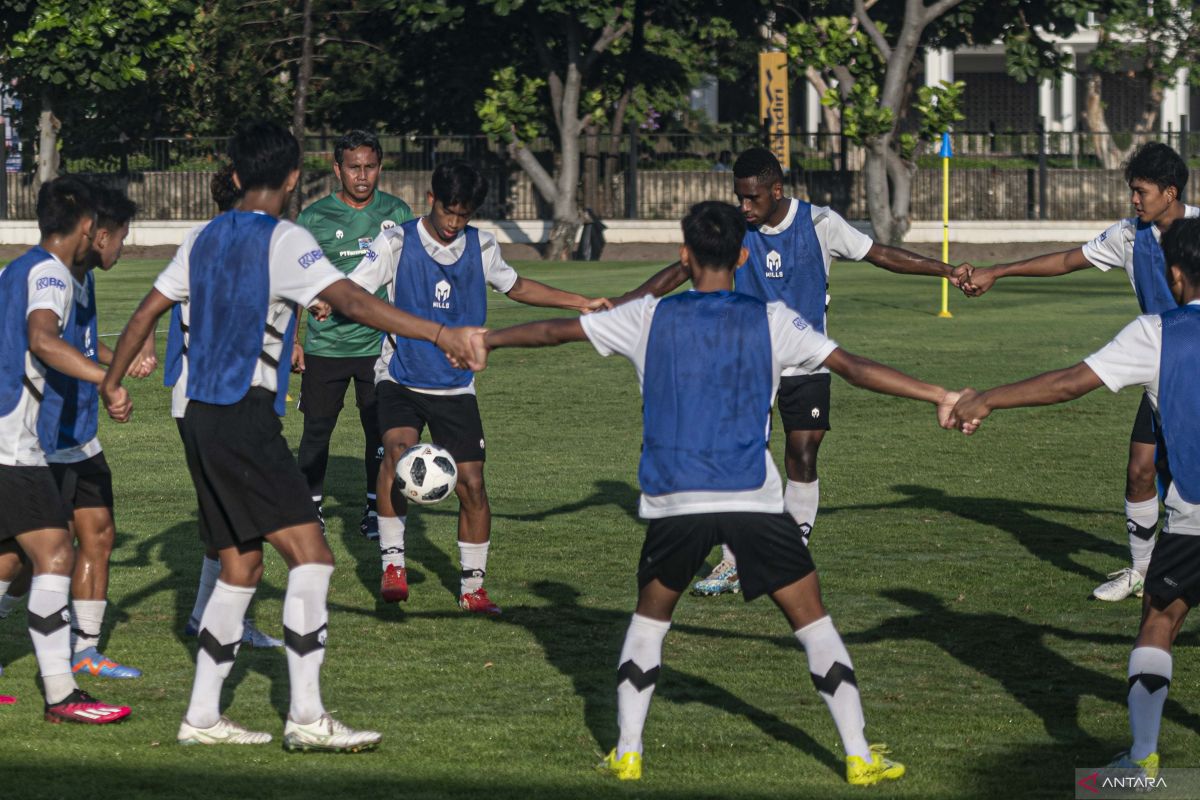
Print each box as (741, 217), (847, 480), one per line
(959, 247), (1093, 297)
(821, 347), (958, 428)
(865, 243), (955, 279)
(608, 261), (689, 306)
(100, 289), (176, 421)
(505, 276), (611, 313)
(949, 362), (1103, 433)
(483, 318), (587, 350)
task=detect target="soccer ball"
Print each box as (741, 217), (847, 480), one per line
(395, 444), (458, 505)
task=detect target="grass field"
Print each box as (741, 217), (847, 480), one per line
(0, 255), (1192, 799)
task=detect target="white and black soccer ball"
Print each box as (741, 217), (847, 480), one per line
(395, 444), (458, 505)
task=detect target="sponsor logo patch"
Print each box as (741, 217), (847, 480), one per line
(792, 317), (808, 331)
(433, 279), (451, 308)
(765, 250), (783, 278)
(381, 219), (397, 231)
(358, 237), (373, 249)
(298, 249), (324, 269)
(335, 229), (344, 239)
(36, 276), (67, 291)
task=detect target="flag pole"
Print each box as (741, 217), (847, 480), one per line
(939, 131), (953, 319)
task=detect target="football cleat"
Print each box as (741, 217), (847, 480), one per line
(458, 587), (501, 616)
(691, 559), (741, 596)
(380, 564), (409, 603)
(1092, 568), (1144, 602)
(242, 619), (284, 648)
(599, 749), (642, 780)
(316, 505), (326, 536)
(0, 694), (14, 705)
(178, 715), (273, 745)
(44, 689), (131, 724)
(846, 744), (906, 786)
(359, 507), (379, 541)
(1107, 751), (1159, 779)
(282, 713), (381, 753)
(71, 648), (142, 679)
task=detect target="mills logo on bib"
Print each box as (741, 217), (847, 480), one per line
(433, 280), (452, 309)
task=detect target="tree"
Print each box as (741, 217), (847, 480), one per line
(1083, 0), (1200, 169)
(0, 0), (197, 183)
(788, 0), (1101, 243)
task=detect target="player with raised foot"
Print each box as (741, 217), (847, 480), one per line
(348, 160), (610, 614)
(614, 147), (960, 598)
(100, 121), (486, 750)
(948, 216), (1200, 780)
(294, 131), (413, 541)
(954, 142), (1194, 603)
(482, 201), (960, 784)
(0, 177), (131, 723)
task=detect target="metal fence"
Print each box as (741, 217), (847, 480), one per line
(0, 129), (1193, 222)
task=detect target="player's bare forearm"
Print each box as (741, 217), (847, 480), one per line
(610, 262), (688, 306)
(484, 319), (587, 350)
(950, 363), (1103, 434)
(104, 290), (174, 393)
(993, 247), (1092, 279)
(823, 347), (946, 405)
(97, 341), (114, 366)
(866, 243), (953, 278)
(506, 277), (609, 312)
(28, 310), (107, 385)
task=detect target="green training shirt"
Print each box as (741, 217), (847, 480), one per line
(296, 190), (414, 357)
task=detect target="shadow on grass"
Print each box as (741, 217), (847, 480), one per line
(824, 484), (1126, 583)
(847, 589), (1200, 748)
(491, 479), (642, 525)
(497, 580), (842, 777)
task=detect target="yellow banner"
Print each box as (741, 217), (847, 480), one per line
(758, 52), (790, 172)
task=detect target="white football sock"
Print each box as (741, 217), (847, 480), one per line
(785, 479), (820, 545)
(378, 515), (406, 570)
(720, 544), (736, 565)
(28, 574), (77, 704)
(185, 580), (254, 730)
(795, 615), (870, 760)
(283, 564), (332, 725)
(1128, 646), (1171, 761)
(1126, 497), (1159, 576)
(188, 556), (221, 629)
(0, 579), (11, 618)
(616, 614), (670, 758)
(70, 599), (106, 654)
(459, 541), (489, 594)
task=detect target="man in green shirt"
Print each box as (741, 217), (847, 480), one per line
(294, 130), (413, 540)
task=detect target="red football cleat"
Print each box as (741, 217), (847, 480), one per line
(458, 588), (501, 616)
(44, 689), (131, 724)
(380, 564), (409, 603)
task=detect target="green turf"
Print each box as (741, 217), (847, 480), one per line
(0, 257), (1187, 799)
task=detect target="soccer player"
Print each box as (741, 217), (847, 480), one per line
(947, 215), (1200, 779)
(615, 147), (958, 597)
(349, 160), (610, 614)
(294, 131), (413, 540)
(42, 185), (143, 680)
(954, 142), (1194, 602)
(0, 176), (131, 723)
(99, 121), (486, 749)
(480, 200), (961, 784)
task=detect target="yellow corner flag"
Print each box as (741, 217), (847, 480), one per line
(939, 132), (953, 319)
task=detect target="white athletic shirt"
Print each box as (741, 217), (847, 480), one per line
(349, 219), (519, 396)
(154, 214), (345, 418)
(0, 255), (75, 466)
(580, 294), (838, 519)
(1081, 205), (1200, 289)
(1084, 301), (1200, 535)
(759, 198), (872, 378)
(46, 271), (103, 464)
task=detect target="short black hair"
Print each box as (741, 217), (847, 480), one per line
(334, 130), (383, 166)
(733, 147), (784, 186)
(210, 163), (242, 212)
(1162, 217), (1200, 285)
(92, 185), (137, 229)
(431, 160), (488, 210)
(1124, 142), (1188, 195)
(682, 201), (746, 270)
(227, 120), (300, 191)
(37, 176), (96, 238)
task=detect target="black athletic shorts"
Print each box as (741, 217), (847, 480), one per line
(0, 464), (70, 542)
(49, 452), (114, 512)
(375, 380), (486, 463)
(1145, 531), (1200, 607)
(179, 389), (319, 552)
(638, 512), (816, 601)
(1131, 392), (1160, 446)
(777, 373), (832, 432)
(297, 354), (379, 418)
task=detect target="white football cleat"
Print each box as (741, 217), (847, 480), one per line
(178, 715), (272, 745)
(1092, 568), (1144, 602)
(283, 713), (381, 753)
(242, 619), (284, 648)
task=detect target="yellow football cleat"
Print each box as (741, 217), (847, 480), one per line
(1108, 750), (1159, 780)
(600, 748), (642, 780)
(846, 744), (906, 786)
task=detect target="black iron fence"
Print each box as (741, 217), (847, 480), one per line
(0, 129), (1193, 222)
